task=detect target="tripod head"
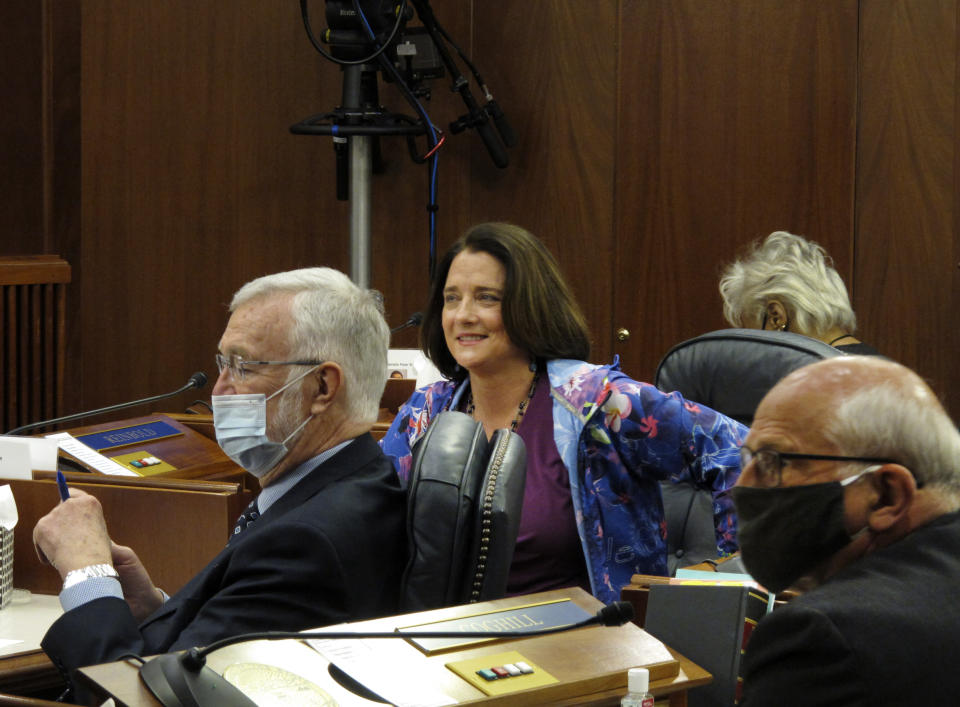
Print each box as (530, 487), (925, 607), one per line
(295, 0), (512, 167)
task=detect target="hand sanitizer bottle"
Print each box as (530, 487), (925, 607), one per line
(621, 667), (654, 707)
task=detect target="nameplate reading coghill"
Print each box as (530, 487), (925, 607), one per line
(75, 420), (183, 452)
(399, 599), (592, 654)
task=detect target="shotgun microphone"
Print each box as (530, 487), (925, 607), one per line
(5, 372), (208, 435)
(485, 99), (516, 147)
(139, 600), (635, 707)
(390, 311), (423, 334)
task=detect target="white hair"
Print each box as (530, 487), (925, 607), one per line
(231, 268), (388, 425)
(719, 231), (857, 338)
(820, 359), (960, 498)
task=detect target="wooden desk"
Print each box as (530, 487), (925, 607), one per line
(75, 588), (711, 706)
(0, 593), (64, 698)
(12, 413), (255, 595)
(0, 411), (255, 699)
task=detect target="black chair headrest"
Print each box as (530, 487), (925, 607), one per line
(654, 328), (843, 426)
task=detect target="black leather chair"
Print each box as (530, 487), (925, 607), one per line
(400, 411), (527, 612)
(655, 328), (844, 426)
(655, 328), (844, 574)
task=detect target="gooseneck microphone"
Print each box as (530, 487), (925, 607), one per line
(5, 372), (208, 435)
(390, 311), (423, 334)
(139, 601), (635, 707)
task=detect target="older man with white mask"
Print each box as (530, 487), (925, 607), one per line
(35, 268), (406, 687)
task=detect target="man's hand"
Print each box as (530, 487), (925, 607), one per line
(32, 488), (112, 579)
(110, 541), (164, 621)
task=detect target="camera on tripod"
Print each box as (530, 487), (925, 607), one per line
(322, 0), (443, 95)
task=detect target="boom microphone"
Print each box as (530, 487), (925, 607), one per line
(139, 600), (635, 707)
(5, 372), (208, 435)
(390, 311), (423, 334)
(485, 99), (516, 147)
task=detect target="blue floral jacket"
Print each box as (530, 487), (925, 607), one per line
(380, 358), (747, 604)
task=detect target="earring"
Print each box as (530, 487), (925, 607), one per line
(529, 358), (538, 372)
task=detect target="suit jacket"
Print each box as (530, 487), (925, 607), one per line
(740, 510), (960, 706)
(42, 433), (406, 678)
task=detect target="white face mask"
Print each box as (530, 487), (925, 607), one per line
(211, 367), (318, 478)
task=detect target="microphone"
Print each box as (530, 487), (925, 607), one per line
(485, 99), (516, 147)
(139, 600), (634, 707)
(595, 600), (636, 626)
(390, 311), (423, 334)
(474, 112), (509, 168)
(5, 372), (208, 435)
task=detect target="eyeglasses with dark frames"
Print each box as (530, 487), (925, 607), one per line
(215, 353), (323, 382)
(739, 446), (900, 488)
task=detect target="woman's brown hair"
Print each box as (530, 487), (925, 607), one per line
(421, 222), (591, 380)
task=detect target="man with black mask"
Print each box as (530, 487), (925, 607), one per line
(34, 268), (406, 686)
(733, 355), (960, 706)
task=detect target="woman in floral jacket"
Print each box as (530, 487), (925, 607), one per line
(381, 223), (747, 604)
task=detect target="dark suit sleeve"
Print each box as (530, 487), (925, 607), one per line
(740, 604), (868, 707)
(42, 518), (351, 674)
(165, 519), (351, 651)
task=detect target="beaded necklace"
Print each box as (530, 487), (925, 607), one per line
(466, 370), (540, 432)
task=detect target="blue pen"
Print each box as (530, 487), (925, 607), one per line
(56, 470), (70, 502)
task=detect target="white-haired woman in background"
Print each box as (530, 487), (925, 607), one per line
(719, 231), (880, 356)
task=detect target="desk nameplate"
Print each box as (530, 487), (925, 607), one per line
(75, 421), (183, 452)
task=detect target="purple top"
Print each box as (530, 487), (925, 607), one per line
(505, 373), (591, 595)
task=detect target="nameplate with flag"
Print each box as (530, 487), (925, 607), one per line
(398, 598), (592, 654)
(75, 420), (183, 452)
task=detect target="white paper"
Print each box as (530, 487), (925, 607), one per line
(0, 439), (32, 480)
(308, 636), (456, 707)
(388, 349), (444, 388)
(0, 437), (58, 478)
(0, 485), (18, 530)
(27, 437), (59, 471)
(44, 433), (138, 477)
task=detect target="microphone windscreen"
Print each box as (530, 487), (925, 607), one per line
(595, 600), (635, 627)
(409, 311), (423, 326)
(188, 371), (208, 389)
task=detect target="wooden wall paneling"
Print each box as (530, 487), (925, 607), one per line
(46, 0), (84, 416)
(856, 0), (958, 414)
(78, 2), (376, 413)
(0, 0), (44, 255)
(468, 1), (620, 365)
(615, 1), (858, 383)
(2, 0), (82, 258)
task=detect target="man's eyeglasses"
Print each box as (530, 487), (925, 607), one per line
(215, 353), (323, 382)
(739, 446), (899, 488)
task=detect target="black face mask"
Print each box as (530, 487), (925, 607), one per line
(731, 482), (858, 594)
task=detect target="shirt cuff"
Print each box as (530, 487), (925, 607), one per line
(59, 575), (123, 612)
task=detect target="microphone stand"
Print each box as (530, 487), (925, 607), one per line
(293, 0), (512, 288)
(291, 61), (425, 290)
